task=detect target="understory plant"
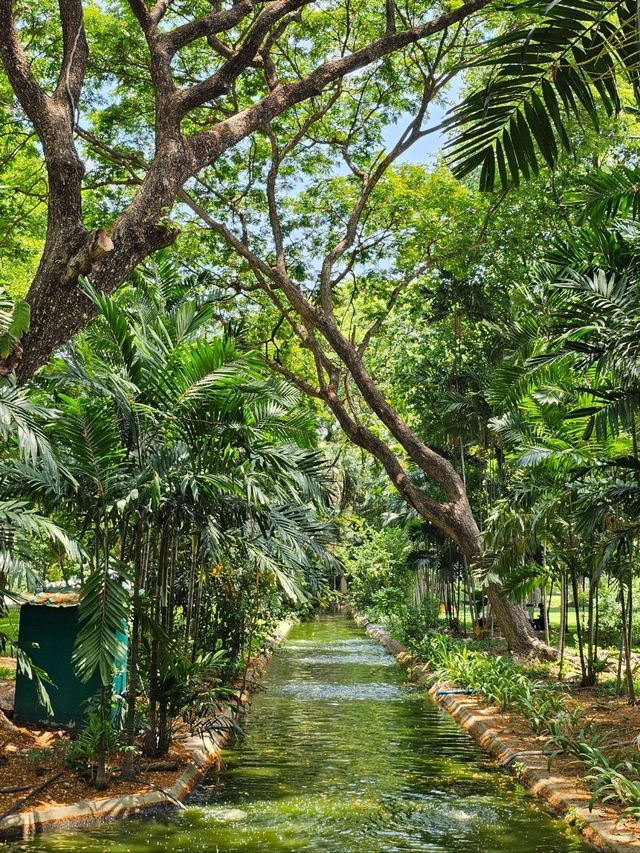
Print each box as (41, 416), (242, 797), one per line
(386, 598), (441, 648)
(424, 637), (566, 732)
(548, 729), (640, 820)
(415, 631), (640, 819)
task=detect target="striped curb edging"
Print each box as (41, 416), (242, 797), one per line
(0, 620), (293, 840)
(353, 612), (640, 853)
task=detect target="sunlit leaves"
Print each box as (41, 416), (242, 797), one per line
(446, 0), (639, 190)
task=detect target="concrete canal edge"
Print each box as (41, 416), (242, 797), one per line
(352, 612), (640, 853)
(0, 620), (293, 840)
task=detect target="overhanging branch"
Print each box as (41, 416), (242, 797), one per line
(188, 0), (491, 169)
(175, 0), (310, 116)
(163, 0), (260, 56)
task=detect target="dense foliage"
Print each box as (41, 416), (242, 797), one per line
(0, 261), (339, 783)
(2, 0), (640, 805)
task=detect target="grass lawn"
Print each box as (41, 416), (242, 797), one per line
(546, 592), (579, 647)
(546, 591), (640, 653)
(546, 592), (582, 628)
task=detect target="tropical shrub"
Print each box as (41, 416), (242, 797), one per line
(387, 598), (441, 648)
(408, 633), (567, 734)
(335, 516), (409, 614)
(548, 729), (640, 819)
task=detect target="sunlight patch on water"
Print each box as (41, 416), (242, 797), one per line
(276, 681), (407, 701)
(294, 653), (396, 666)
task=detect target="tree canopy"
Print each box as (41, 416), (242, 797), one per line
(3, 0), (640, 698)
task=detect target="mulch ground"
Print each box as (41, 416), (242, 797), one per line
(0, 719), (191, 816)
(471, 647), (640, 837)
(0, 657), (195, 817)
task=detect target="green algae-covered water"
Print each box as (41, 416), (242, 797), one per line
(12, 615), (592, 852)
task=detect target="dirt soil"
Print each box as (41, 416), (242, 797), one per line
(0, 712), (192, 817)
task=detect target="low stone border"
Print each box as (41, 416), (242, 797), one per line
(353, 613), (640, 853)
(0, 620), (293, 839)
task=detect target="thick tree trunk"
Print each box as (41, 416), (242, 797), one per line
(484, 584), (555, 658)
(452, 509), (558, 660)
(328, 396), (558, 659)
(15, 158), (184, 382)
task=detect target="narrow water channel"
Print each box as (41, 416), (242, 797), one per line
(13, 615), (592, 852)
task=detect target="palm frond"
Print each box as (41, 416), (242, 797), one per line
(571, 165), (640, 223)
(73, 566), (130, 686)
(445, 0), (638, 190)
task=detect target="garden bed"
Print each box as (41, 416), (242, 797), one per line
(0, 721), (188, 820)
(0, 621), (292, 839)
(354, 613), (640, 853)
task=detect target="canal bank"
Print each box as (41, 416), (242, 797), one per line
(6, 613), (593, 852)
(353, 613), (640, 853)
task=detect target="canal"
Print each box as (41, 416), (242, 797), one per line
(12, 615), (592, 852)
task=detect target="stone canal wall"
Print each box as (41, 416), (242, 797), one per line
(353, 612), (640, 853)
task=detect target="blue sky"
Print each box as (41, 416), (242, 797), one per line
(380, 76), (461, 165)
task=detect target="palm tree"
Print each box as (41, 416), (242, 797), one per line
(480, 212), (640, 692)
(446, 0), (640, 189)
(37, 266), (338, 769)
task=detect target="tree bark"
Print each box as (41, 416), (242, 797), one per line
(0, 0), (491, 382)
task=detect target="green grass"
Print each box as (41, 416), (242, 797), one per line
(0, 611), (19, 643)
(545, 592), (640, 653)
(546, 592), (580, 648)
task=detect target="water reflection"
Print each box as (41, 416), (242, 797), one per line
(10, 615), (593, 853)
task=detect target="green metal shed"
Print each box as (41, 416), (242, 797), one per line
(14, 590), (128, 728)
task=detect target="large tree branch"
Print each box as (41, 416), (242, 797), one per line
(175, 0), (310, 116)
(163, 1), (261, 56)
(0, 2), (49, 132)
(265, 129), (286, 274)
(0, 1), (91, 254)
(188, 0), (491, 169)
(306, 360), (467, 542)
(150, 0), (172, 24)
(53, 0), (89, 119)
(298, 289), (469, 503)
(128, 0), (151, 29)
(128, 0), (179, 137)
